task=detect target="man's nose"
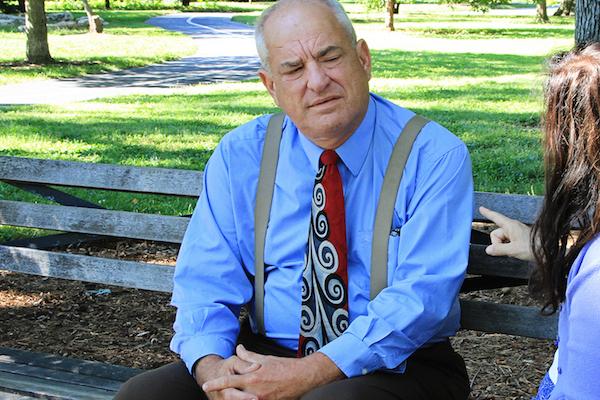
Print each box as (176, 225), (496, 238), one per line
(306, 62), (331, 93)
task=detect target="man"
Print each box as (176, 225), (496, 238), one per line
(116, 0), (473, 399)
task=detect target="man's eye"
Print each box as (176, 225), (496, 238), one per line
(284, 67), (302, 75)
(324, 56), (340, 62)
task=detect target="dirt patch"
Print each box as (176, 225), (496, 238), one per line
(0, 240), (554, 399)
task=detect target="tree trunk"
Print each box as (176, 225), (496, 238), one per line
(536, 0), (549, 23)
(18, 0), (25, 13)
(25, 0), (52, 64)
(385, 0), (395, 31)
(553, 0), (574, 16)
(81, 0), (102, 33)
(181, 0), (189, 6)
(105, 0), (110, 10)
(575, 0), (600, 47)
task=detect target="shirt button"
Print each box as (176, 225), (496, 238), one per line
(558, 367), (562, 375)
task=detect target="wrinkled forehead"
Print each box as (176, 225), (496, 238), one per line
(262, 1), (350, 52)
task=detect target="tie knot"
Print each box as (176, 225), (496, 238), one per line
(320, 150), (339, 166)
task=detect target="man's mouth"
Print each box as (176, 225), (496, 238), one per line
(309, 96), (341, 108)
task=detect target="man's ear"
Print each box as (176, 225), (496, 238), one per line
(259, 69), (279, 106)
(356, 39), (372, 80)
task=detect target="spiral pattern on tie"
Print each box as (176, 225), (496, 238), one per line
(299, 151), (348, 357)
(324, 274), (346, 305)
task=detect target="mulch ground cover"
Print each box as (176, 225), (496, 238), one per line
(0, 240), (554, 399)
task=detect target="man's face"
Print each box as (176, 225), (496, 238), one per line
(259, 2), (372, 149)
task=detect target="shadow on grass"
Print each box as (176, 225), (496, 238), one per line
(0, 53), (188, 82)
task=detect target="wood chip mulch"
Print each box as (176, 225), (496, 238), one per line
(0, 240), (554, 399)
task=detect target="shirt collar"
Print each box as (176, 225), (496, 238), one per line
(298, 95), (375, 176)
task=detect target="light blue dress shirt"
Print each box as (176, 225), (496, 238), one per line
(548, 234), (600, 400)
(170, 93), (474, 378)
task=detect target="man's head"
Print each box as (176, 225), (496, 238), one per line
(255, 0), (372, 149)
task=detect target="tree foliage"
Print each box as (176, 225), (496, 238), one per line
(438, 0), (510, 12)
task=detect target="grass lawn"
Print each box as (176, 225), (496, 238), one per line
(0, 2), (575, 241)
(0, 10), (197, 85)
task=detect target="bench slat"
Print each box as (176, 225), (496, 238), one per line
(0, 390), (39, 399)
(474, 192), (542, 225)
(0, 371), (114, 400)
(0, 200), (532, 281)
(0, 362), (123, 392)
(0, 200), (189, 243)
(0, 243), (530, 294)
(460, 300), (557, 340)
(0, 156), (203, 197)
(0, 246), (174, 292)
(0, 347), (142, 383)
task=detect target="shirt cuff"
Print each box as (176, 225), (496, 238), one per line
(318, 332), (383, 378)
(177, 335), (236, 374)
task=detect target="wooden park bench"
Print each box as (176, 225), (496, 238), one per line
(0, 155), (556, 399)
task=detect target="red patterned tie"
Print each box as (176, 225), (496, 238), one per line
(298, 150), (349, 357)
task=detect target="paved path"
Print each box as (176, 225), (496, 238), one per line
(0, 13), (260, 105)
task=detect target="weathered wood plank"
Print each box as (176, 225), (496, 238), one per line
(0, 246), (174, 292)
(0, 347), (142, 383)
(0, 391), (40, 400)
(0, 156), (203, 197)
(0, 371), (114, 400)
(0, 363), (122, 392)
(460, 300), (557, 340)
(467, 244), (532, 280)
(0, 201), (189, 244)
(474, 192), (543, 225)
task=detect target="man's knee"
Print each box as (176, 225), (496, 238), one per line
(114, 361), (202, 400)
(300, 380), (370, 400)
(115, 372), (155, 400)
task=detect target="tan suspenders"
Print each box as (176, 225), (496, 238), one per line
(253, 112), (430, 335)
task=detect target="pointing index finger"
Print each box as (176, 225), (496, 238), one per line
(479, 206), (514, 228)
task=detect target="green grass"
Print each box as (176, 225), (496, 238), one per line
(233, 7), (575, 40)
(0, 10), (197, 85)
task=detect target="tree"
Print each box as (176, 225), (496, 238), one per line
(25, 0), (52, 64)
(554, 0), (574, 16)
(105, 0), (110, 10)
(385, 0), (395, 31)
(81, 0), (103, 33)
(535, 0), (549, 22)
(575, 0), (600, 46)
(181, 0), (189, 6)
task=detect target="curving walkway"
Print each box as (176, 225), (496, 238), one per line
(0, 13), (261, 105)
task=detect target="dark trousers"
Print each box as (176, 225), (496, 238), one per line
(115, 326), (469, 400)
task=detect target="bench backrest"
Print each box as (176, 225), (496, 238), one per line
(0, 156), (556, 340)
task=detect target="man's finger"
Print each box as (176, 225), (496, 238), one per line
(203, 375), (243, 393)
(220, 387), (258, 400)
(231, 357), (260, 375)
(236, 345), (264, 364)
(479, 206), (515, 228)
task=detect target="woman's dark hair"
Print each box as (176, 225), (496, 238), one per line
(531, 43), (600, 313)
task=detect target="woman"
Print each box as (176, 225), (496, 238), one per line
(479, 43), (600, 400)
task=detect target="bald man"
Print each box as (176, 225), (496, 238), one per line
(116, 1), (472, 399)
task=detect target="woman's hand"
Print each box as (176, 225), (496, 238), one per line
(479, 206), (535, 262)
